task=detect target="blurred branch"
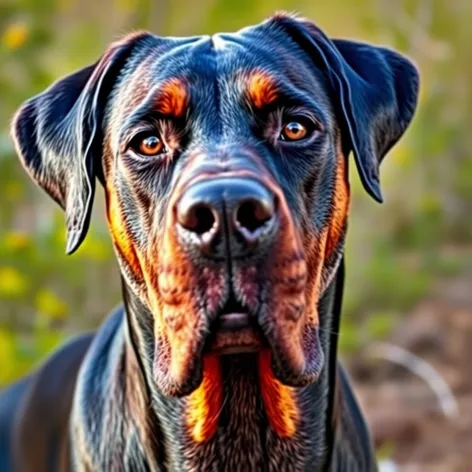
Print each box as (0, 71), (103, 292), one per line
(369, 342), (459, 420)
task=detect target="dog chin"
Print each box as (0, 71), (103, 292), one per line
(260, 322), (325, 387)
(152, 336), (207, 398)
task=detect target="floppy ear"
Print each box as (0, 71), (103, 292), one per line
(272, 15), (420, 202)
(11, 32), (154, 254)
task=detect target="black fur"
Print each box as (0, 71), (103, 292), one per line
(1, 13), (419, 471)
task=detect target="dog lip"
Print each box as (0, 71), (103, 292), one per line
(212, 342), (261, 355)
(206, 325), (263, 354)
(207, 302), (264, 354)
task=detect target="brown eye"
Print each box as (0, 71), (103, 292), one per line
(139, 135), (164, 155)
(281, 121), (308, 141)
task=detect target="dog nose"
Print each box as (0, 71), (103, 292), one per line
(176, 178), (277, 256)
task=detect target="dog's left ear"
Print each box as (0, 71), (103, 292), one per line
(272, 15), (420, 202)
(11, 32), (155, 254)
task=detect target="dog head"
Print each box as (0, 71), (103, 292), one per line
(12, 14), (418, 404)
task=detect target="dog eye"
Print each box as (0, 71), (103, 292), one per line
(129, 133), (165, 156)
(279, 117), (317, 142)
(139, 135), (164, 156)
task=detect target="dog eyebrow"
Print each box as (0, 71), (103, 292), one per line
(244, 70), (330, 129)
(246, 71), (279, 109)
(118, 78), (189, 145)
(245, 70), (325, 118)
(155, 78), (188, 118)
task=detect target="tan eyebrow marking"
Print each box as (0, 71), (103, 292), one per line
(247, 71), (279, 109)
(156, 78), (188, 118)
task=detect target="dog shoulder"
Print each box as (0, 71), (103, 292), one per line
(9, 332), (95, 471)
(69, 306), (128, 468)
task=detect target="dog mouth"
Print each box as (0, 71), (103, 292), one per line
(200, 280), (323, 388)
(154, 255), (323, 397)
(153, 171), (325, 395)
(206, 294), (264, 355)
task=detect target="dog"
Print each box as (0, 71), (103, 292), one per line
(0, 12), (419, 471)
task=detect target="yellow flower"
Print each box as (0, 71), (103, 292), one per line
(3, 231), (31, 251)
(0, 266), (28, 298)
(36, 289), (68, 320)
(2, 22), (29, 50)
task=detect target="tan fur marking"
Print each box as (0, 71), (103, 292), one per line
(259, 349), (299, 437)
(247, 71), (279, 109)
(325, 152), (350, 260)
(156, 78), (188, 118)
(186, 354), (223, 443)
(106, 186), (144, 283)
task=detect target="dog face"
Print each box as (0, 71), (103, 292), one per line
(11, 14), (418, 401)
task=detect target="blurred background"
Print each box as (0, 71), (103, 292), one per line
(0, 0), (471, 470)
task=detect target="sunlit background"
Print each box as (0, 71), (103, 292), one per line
(1, 0), (471, 469)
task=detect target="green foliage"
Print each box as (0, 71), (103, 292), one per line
(1, 0), (471, 385)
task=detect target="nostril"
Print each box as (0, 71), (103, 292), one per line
(236, 198), (275, 233)
(180, 204), (216, 235)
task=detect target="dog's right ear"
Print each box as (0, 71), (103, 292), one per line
(268, 14), (419, 203)
(11, 32), (155, 255)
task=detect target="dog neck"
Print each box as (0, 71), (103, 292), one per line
(72, 260), (344, 471)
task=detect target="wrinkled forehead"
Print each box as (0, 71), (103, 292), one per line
(107, 23), (332, 138)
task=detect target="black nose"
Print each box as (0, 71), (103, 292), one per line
(176, 178), (277, 257)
